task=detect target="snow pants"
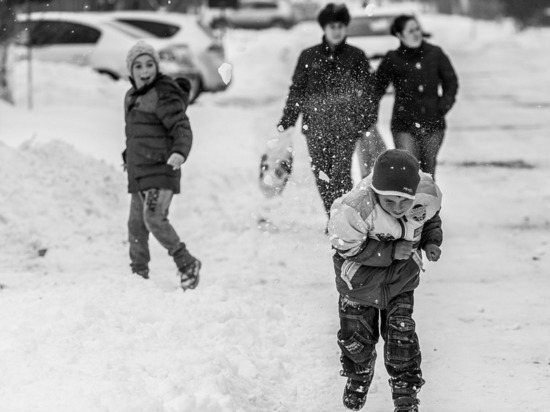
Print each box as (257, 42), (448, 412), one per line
(393, 129), (445, 179)
(337, 291), (425, 399)
(306, 131), (359, 217)
(128, 188), (194, 274)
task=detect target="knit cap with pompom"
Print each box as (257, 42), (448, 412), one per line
(126, 41), (160, 74)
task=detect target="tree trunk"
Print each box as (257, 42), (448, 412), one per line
(0, 0), (16, 104)
(0, 41), (15, 104)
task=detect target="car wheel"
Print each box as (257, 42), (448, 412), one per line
(211, 18), (229, 30)
(96, 69), (120, 81)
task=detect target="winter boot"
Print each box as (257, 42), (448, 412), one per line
(178, 258), (201, 291)
(133, 268), (149, 279)
(394, 395), (420, 412)
(343, 378), (369, 411)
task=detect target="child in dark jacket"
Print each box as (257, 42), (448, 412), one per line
(123, 40), (200, 291)
(328, 149), (443, 411)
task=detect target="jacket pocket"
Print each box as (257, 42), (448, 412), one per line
(132, 139), (169, 166)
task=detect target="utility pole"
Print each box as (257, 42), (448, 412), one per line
(26, 0), (33, 109)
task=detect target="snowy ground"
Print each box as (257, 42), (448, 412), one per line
(1, 13), (550, 412)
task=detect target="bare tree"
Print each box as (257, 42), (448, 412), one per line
(0, 0), (17, 104)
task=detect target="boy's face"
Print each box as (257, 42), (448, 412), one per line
(132, 54), (158, 89)
(323, 22), (348, 47)
(378, 194), (414, 218)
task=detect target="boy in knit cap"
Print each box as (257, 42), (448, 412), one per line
(328, 149), (443, 412)
(123, 40), (201, 291)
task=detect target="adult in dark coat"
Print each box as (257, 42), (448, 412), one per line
(123, 41), (200, 290)
(374, 14), (458, 178)
(278, 3), (378, 219)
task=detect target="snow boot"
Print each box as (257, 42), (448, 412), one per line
(394, 395), (420, 412)
(178, 258), (201, 291)
(343, 378), (369, 411)
(133, 268), (149, 279)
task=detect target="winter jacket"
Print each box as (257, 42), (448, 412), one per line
(374, 41), (458, 134)
(328, 172), (443, 309)
(123, 74), (193, 194)
(278, 36), (378, 137)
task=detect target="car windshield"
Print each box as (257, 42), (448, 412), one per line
(347, 15), (394, 37)
(115, 19), (180, 38)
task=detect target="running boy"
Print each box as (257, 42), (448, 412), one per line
(328, 149), (443, 411)
(123, 40), (201, 291)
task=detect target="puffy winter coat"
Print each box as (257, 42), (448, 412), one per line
(328, 172), (443, 309)
(375, 41), (458, 134)
(278, 36), (378, 137)
(123, 74), (193, 194)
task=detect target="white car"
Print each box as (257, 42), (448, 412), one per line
(103, 11), (230, 97)
(13, 12), (203, 102)
(201, 0), (296, 29)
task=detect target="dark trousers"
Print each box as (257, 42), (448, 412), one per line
(128, 188), (193, 273)
(337, 291), (424, 398)
(306, 133), (359, 217)
(393, 129), (444, 178)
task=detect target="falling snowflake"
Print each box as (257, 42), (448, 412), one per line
(319, 171), (330, 182)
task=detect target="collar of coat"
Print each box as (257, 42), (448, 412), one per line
(129, 73), (164, 96)
(397, 40), (426, 58)
(321, 35), (348, 57)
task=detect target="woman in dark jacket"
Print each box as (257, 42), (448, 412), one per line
(123, 41), (200, 290)
(374, 14), (458, 178)
(278, 3), (379, 220)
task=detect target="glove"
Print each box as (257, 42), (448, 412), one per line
(424, 243), (441, 262)
(167, 153), (185, 170)
(393, 240), (414, 260)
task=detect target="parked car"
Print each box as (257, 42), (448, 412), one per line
(201, 0), (296, 29)
(102, 10), (230, 97)
(13, 12), (203, 102)
(347, 8), (430, 68)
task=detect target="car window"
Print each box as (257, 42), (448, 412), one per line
(102, 20), (151, 38)
(243, 2), (278, 9)
(348, 16), (393, 37)
(116, 19), (180, 38)
(28, 21), (101, 45)
(13, 21), (36, 46)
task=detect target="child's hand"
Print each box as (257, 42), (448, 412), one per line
(167, 153), (185, 170)
(424, 244), (441, 262)
(394, 240), (414, 260)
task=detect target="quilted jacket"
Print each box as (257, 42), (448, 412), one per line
(123, 74), (192, 194)
(328, 172), (443, 309)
